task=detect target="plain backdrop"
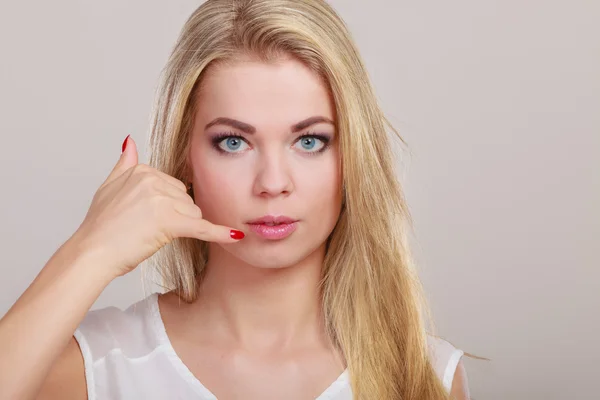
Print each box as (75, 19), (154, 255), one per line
(0, 1), (598, 399)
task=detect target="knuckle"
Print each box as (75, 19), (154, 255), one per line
(148, 193), (169, 215)
(131, 164), (146, 174)
(195, 221), (209, 236)
(191, 204), (203, 218)
(131, 165), (153, 181)
(139, 172), (158, 188)
(151, 192), (169, 206)
(175, 180), (187, 192)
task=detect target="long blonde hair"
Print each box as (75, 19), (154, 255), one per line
(147, 0), (451, 398)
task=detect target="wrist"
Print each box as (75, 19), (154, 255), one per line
(59, 229), (119, 285)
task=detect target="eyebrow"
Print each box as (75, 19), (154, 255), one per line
(204, 116), (335, 134)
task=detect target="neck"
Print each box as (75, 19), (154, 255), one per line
(194, 243), (327, 351)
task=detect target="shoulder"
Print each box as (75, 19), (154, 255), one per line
(71, 293), (164, 399)
(425, 334), (466, 394)
(449, 357), (470, 399)
(35, 297), (160, 400)
(73, 293), (161, 364)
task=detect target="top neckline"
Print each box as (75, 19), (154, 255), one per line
(146, 292), (350, 400)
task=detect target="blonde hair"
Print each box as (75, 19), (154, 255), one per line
(147, 0), (451, 398)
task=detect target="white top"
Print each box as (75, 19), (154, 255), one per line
(74, 293), (464, 400)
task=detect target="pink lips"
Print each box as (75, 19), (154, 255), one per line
(247, 215), (298, 240)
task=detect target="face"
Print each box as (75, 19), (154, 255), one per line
(187, 55), (343, 269)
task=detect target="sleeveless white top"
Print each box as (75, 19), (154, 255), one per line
(74, 293), (464, 399)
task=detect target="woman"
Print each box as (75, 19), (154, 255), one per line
(0, 0), (469, 399)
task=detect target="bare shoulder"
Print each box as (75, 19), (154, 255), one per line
(449, 358), (470, 400)
(36, 336), (87, 400)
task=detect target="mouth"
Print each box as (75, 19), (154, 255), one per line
(246, 215), (299, 240)
(247, 215), (297, 225)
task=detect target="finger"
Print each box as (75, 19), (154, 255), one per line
(102, 135), (139, 187)
(153, 169), (188, 193)
(157, 182), (196, 207)
(172, 201), (203, 218)
(169, 206), (244, 243)
(192, 219), (245, 243)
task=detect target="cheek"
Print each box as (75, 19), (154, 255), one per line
(191, 158), (250, 223)
(304, 165), (339, 198)
(300, 156), (343, 216)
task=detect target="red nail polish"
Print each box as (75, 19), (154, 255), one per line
(230, 229), (245, 240)
(121, 134), (130, 153)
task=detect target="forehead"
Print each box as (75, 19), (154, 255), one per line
(194, 56), (335, 130)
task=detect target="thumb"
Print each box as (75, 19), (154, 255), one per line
(103, 135), (139, 186)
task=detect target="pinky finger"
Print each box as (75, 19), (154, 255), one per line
(193, 218), (245, 243)
(168, 207), (245, 243)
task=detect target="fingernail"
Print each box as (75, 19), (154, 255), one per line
(230, 229), (245, 240)
(121, 134), (130, 153)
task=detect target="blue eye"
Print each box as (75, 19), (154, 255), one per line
(294, 135), (326, 152)
(214, 136), (249, 153)
(223, 137), (244, 151)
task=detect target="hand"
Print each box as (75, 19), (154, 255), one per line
(70, 135), (244, 279)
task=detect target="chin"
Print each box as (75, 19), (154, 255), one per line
(222, 238), (325, 270)
(237, 247), (305, 269)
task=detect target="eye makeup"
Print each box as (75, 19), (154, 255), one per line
(209, 131), (333, 156)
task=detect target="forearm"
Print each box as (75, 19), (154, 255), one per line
(0, 236), (113, 399)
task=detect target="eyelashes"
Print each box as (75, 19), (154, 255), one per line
(209, 131), (332, 156)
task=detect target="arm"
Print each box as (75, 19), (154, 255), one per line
(35, 337), (88, 400)
(450, 359), (470, 400)
(0, 239), (113, 400)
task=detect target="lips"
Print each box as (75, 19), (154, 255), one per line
(246, 215), (299, 240)
(247, 215), (298, 225)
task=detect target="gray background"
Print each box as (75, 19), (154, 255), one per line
(0, 1), (598, 399)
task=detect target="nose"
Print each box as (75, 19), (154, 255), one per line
(252, 149), (294, 198)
